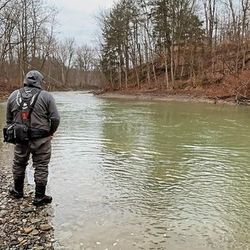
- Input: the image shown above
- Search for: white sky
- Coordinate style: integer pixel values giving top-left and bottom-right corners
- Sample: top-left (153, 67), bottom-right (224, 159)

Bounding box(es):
top-left (51, 0), bottom-right (116, 46)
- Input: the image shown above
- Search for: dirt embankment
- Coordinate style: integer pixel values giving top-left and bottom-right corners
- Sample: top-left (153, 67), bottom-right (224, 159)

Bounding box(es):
top-left (95, 70), bottom-right (250, 106)
top-left (98, 90), bottom-right (236, 105)
top-left (99, 91), bottom-right (233, 105)
top-left (95, 86), bottom-right (234, 105)
top-left (2, 69), bottom-right (250, 106)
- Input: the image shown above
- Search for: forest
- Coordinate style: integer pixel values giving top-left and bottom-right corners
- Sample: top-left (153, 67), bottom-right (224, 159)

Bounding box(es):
top-left (1, 0), bottom-right (250, 100)
top-left (0, 0), bottom-right (102, 92)
top-left (99, 0), bottom-right (250, 100)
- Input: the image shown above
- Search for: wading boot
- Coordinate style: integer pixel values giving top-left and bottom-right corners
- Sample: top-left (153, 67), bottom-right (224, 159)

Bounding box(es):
top-left (9, 177), bottom-right (24, 199)
top-left (33, 185), bottom-right (52, 207)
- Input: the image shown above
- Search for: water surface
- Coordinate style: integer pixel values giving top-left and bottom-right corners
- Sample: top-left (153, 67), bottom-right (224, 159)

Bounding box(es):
top-left (1, 92), bottom-right (250, 250)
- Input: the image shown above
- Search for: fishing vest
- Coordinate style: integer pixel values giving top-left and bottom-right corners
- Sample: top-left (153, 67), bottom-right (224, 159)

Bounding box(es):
top-left (3, 88), bottom-right (41, 144)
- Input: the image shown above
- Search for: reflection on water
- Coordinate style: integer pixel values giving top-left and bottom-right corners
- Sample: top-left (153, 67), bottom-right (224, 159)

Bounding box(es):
top-left (1, 92), bottom-right (250, 250)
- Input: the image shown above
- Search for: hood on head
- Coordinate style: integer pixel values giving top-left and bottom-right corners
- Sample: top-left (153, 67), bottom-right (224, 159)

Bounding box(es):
top-left (24, 70), bottom-right (44, 89)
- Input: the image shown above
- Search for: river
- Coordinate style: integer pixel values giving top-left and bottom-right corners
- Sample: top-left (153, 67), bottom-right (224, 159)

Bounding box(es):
top-left (0, 91), bottom-right (250, 250)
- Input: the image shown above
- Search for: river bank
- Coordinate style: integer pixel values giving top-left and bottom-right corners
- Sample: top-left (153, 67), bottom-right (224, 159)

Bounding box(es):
top-left (93, 74), bottom-right (250, 106)
top-left (1, 80), bottom-right (247, 105)
top-left (1, 89), bottom-right (247, 106)
top-left (0, 163), bottom-right (55, 249)
top-left (93, 81), bottom-right (250, 105)
top-left (0, 91), bottom-right (9, 101)
top-left (98, 91), bottom-right (237, 105)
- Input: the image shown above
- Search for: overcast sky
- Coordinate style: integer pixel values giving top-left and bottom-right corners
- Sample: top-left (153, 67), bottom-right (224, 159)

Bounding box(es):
top-left (51, 0), bottom-right (116, 46)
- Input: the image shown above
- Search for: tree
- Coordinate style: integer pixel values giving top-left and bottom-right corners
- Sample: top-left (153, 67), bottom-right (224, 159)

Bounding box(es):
top-left (54, 38), bottom-right (75, 86)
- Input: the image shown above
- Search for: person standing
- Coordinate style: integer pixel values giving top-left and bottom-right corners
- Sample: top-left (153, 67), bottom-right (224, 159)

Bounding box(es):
top-left (5, 70), bottom-right (60, 206)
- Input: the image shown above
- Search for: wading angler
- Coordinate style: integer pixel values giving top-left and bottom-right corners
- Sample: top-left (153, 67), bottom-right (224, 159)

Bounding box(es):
top-left (3, 70), bottom-right (60, 206)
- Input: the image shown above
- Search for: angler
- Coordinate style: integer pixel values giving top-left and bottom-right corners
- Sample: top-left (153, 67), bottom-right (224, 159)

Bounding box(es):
top-left (4, 70), bottom-right (60, 206)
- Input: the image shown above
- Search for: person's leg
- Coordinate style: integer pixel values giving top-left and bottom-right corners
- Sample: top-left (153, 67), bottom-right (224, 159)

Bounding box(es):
top-left (10, 143), bottom-right (30, 198)
top-left (31, 137), bottom-right (52, 206)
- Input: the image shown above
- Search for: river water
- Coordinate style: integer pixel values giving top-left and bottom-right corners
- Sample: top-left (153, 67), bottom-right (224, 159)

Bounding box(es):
top-left (0, 92), bottom-right (250, 250)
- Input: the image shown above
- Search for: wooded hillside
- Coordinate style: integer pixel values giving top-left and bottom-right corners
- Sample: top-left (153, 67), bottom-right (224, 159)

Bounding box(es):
top-left (2, 0), bottom-right (250, 100)
top-left (99, 0), bottom-right (250, 99)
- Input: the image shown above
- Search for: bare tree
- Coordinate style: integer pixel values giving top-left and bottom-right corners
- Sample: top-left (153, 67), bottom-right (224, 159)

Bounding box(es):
top-left (54, 38), bottom-right (75, 86)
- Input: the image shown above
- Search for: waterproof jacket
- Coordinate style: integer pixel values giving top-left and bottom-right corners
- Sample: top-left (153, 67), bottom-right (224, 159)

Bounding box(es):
top-left (6, 70), bottom-right (60, 135)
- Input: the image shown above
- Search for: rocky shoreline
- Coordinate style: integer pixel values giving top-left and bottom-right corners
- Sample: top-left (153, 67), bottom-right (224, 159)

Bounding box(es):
top-left (0, 166), bottom-right (55, 250)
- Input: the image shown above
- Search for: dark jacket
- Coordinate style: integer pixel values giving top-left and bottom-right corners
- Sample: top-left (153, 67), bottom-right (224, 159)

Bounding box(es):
top-left (6, 70), bottom-right (60, 135)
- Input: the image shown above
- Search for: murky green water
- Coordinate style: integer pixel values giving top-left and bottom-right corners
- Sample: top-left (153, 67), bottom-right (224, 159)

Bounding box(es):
top-left (1, 92), bottom-right (250, 250)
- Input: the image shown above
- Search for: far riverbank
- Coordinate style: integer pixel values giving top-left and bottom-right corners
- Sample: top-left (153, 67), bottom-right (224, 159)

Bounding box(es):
top-left (98, 91), bottom-right (238, 106)
top-left (1, 88), bottom-right (248, 106)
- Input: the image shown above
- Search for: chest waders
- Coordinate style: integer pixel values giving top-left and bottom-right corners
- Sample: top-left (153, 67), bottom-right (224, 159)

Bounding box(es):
top-left (9, 88), bottom-right (53, 206)
top-left (8, 88), bottom-right (41, 199)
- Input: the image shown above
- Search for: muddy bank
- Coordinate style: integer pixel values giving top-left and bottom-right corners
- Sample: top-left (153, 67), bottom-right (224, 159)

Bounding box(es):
top-left (98, 91), bottom-right (237, 105)
top-left (0, 92), bottom-right (9, 101)
top-left (0, 164), bottom-right (55, 249)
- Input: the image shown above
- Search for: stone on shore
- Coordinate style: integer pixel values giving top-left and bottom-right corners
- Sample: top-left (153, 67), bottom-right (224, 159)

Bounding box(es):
top-left (0, 165), bottom-right (55, 249)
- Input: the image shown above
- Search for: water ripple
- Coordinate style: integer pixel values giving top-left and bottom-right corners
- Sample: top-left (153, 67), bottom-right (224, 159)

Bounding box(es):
top-left (45, 92), bottom-right (250, 250)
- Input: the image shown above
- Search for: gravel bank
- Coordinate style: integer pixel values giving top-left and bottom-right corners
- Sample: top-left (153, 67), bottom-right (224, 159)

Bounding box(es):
top-left (0, 165), bottom-right (55, 250)
top-left (98, 92), bottom-right (236, 105)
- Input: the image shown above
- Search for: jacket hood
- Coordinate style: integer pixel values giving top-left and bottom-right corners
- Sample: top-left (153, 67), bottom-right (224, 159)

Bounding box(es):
top-left (24, 70), bottom-right (44, 89)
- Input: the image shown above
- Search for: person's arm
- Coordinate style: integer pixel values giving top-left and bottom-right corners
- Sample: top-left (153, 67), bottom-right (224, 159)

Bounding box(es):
top-left (48, 94), bottom-right (60, 135)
